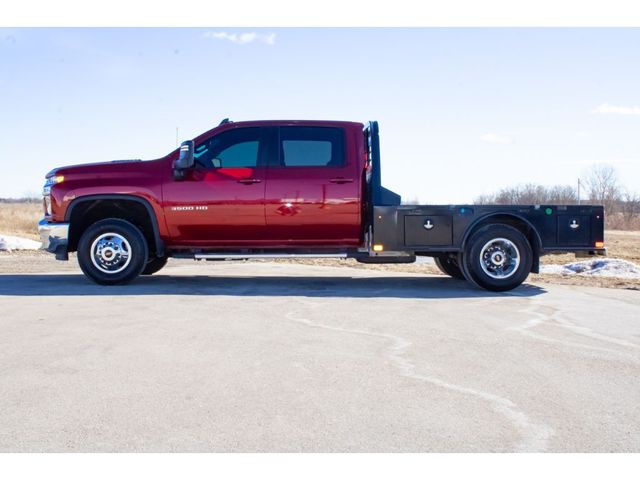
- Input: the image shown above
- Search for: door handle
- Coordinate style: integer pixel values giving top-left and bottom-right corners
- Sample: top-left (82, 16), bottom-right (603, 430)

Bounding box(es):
top-left (329, 177), bottom-right (354, 184)
top-left (237, 178), bottom-right (262, 184)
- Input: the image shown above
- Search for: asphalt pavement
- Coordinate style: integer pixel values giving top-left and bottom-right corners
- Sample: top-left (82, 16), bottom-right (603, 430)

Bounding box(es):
top-left (0, 260), bottom-right (638, 452)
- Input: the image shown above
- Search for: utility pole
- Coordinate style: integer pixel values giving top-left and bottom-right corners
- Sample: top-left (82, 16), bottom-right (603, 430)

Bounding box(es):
top-left (577, 178), bottom-right (581, 205)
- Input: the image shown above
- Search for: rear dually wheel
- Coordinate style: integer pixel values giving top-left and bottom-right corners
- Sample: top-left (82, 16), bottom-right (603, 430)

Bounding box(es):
top-left (460, 224), bottom-right (533, 292)
top-left (434, 254), bottom-right (466, 280)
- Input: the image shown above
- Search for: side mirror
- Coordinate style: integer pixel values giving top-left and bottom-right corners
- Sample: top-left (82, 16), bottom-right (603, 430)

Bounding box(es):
top-left (174, 140), bottom-right (194, 179)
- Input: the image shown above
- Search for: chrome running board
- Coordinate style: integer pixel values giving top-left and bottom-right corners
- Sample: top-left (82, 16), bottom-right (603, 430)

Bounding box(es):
top-left (194, 253), bottom-right (349, 260)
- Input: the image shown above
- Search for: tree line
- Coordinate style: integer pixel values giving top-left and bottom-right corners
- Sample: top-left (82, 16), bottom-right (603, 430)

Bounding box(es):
top-left (474, 164), bottom-right (640, 230)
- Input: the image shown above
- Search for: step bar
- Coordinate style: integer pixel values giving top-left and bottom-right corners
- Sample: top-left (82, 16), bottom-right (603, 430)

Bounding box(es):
top-left (194, 253), bottom-right (350, 260)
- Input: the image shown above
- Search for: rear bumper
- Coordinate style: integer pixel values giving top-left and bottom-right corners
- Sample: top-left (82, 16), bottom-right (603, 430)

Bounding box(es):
top-left (38, 219), bottom-right (70, 260)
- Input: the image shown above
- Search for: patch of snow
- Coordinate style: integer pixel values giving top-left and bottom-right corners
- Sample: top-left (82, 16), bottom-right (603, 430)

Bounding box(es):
top-left (415, 256), bottom-right (435, 264)
top-left (540, 258), bottom-right (640, 279)
top-left (0, 234), bottom-right (41, 252)
top-left (538, 264), bottom-right (566, 275)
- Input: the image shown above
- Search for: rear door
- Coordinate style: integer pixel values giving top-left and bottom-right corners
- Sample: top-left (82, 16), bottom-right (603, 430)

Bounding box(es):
top-left (163, 126), bottom-right (267, 246)
top-left (264, 125), bottom-right (361, 246)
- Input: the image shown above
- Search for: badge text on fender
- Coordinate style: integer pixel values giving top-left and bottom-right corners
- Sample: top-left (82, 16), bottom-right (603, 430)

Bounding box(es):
top-left (170, 205), bottom-right (208, 211)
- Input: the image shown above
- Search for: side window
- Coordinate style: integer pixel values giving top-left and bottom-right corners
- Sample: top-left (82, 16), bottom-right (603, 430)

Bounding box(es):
top-left (279, 127), bottom-right (345, 167)
top-left (194, 127), bottom-right (260, 168)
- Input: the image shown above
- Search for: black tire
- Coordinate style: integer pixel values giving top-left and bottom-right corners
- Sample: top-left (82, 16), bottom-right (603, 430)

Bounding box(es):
top-left (458, 251), bottom-right (480, 289)
top-left (77, 218), bottom-right (148, 285)
top-left (142, 256), bottom-right (168, 275)
top-left (434, 254), bottom-right (466, 280)
top-left (460, 224), bottom-right (533, 292)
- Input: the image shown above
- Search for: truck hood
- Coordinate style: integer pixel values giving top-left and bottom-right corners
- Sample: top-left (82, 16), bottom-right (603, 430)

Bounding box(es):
top-left (46, 157), bottom-right (168, 190)
top-left (46, 159), bottom-right (143, 178)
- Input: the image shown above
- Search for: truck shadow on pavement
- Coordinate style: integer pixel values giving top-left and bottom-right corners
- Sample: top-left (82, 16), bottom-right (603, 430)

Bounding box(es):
top-left (0, 274), bottom-right (545, 299)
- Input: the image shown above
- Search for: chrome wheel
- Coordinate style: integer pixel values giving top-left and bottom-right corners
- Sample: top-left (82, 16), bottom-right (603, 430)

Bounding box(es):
top-left (90, 232), bottom-right (132, 274)
top-left (479, 237), bottom-right (520, 280)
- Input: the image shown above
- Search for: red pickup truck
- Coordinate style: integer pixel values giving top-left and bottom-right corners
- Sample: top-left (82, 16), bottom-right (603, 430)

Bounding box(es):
top-left (39, 119), bottom-right (605, 291)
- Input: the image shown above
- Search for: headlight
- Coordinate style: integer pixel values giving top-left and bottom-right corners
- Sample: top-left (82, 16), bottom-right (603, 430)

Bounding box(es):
top-left (44, 175), bottom-right (64, 188)
top-left (43, 175), bottom-right (64, 195)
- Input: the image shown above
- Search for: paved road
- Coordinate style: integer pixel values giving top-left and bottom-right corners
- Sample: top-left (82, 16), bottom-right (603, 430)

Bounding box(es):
top-left (0, 261), bottom-right (639, 452)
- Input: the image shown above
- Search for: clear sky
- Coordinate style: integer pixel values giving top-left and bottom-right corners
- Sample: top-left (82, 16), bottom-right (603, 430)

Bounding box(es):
top-left (1, 28), bottom-right (639, 203)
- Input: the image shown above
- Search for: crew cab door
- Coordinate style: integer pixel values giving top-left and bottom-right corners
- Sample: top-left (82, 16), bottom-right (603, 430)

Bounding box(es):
top-left (264, 125), bottom-right (361, 246)
top-left (163, 126), bottom-right (267, 246)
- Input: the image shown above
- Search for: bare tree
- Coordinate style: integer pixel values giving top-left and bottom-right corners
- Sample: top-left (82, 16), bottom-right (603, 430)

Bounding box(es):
top-left (474, 193), bottom-right (496, 205)
top-left (474, 184), bottom-right (577, 205)
top-left (547, 185), bottom-right (578, 204)
top-left (621, 189), bottom-right (640, 224)
top-left (583, 164), bottom-right (620, 213)
top-left (472, 165), bottom-right (637, 229)
top-left (496, 184), bottom-right (545, 204)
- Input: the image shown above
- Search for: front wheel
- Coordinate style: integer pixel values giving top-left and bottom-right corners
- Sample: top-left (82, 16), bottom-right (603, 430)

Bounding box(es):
top-left (460, 224), bottom-right (533, 292)
top-left (77, 219), bottom-right (148, 285)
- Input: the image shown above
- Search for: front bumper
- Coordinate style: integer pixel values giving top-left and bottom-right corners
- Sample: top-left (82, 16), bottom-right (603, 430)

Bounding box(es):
top-left (38, 219), bottom-right (70, 260)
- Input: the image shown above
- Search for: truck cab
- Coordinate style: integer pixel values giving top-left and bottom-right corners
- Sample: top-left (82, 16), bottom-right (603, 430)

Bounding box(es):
top-left (163, 120), bottom-right (365, 248)
top-left (39, 119), bottom-right (606, 292)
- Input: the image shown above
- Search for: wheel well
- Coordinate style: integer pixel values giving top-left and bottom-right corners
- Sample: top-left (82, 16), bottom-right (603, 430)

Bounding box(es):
top-left (463, 214), bottom-right (541, 273)
top-left (67, 199), bottom-right (160, 255)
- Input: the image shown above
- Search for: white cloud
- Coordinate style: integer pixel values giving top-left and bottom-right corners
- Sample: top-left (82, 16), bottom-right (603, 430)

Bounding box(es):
top-left (481, 133), bottom-right (512, 144)
top-left (203, 31), bottom-right (276, 46)
top-left (592, 102), bottom-right (640, 115)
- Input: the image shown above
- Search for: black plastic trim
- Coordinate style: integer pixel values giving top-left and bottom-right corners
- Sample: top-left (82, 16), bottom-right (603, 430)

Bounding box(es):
top-left (65, 194), bottom-right (165, 256)
top-left (461, 212), bottom-right (543, 252)
top-left (53, 243), bottom-right (69, 261)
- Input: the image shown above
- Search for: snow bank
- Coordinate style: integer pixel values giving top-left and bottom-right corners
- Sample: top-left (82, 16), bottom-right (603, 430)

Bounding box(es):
top-left (0, 234), bottom-right (41, 251)
top-left (540, 258), bottom-right (640, 279)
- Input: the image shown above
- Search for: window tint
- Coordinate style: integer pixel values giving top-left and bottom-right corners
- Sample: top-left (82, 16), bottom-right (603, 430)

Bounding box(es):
top-left (279, 127), bottom-right (344, 167)
top-left (194, 127), bottom-right (260, 168)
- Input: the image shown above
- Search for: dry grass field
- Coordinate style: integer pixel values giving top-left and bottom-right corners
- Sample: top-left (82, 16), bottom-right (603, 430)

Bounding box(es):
top-left (0, 201), bottom-right (42, 240)
top-left (1, 201), bottom-right (639, 289)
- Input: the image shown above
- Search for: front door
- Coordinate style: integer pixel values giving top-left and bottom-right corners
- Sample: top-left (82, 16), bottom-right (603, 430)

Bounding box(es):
top-left (264, 125), bottom-right (361, 246)
top-left (163, 126), bottom-right (267, 246)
